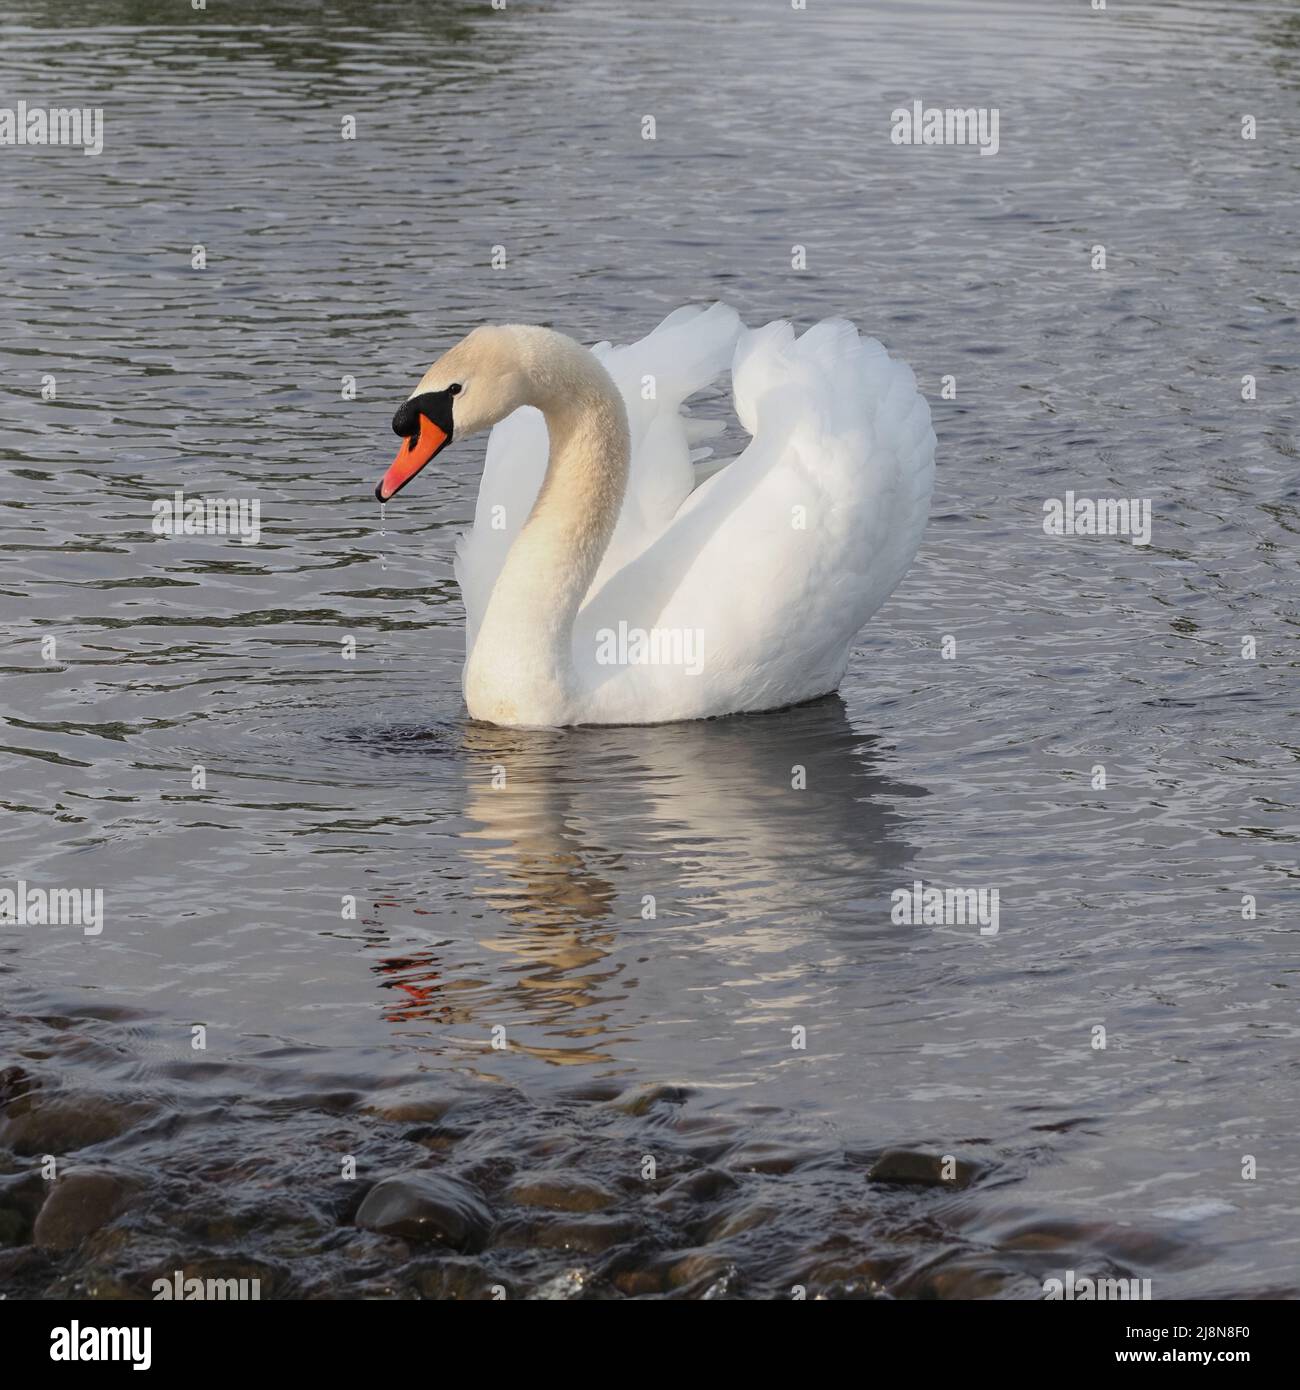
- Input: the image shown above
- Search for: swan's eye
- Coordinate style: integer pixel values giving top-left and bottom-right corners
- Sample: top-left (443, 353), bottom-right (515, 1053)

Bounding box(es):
top-left (448, 383), bottom-right (463, 397)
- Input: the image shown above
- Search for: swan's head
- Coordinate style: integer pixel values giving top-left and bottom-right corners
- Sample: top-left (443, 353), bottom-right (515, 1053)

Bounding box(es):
top-left (374, 325), bottom-right (544, 503)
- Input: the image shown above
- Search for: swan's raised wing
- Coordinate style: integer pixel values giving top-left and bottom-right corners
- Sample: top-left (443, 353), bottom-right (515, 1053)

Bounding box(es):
top-left (454, 303), bottom-right (742, 651)
top-left (576, 318), bottom-right (936, 719)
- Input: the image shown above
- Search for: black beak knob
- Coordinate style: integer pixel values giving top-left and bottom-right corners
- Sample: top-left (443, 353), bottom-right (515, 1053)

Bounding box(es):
top-left (392, 398), bottom-right (420, 438)
top-left (392, 389), bottom-right (455, 440)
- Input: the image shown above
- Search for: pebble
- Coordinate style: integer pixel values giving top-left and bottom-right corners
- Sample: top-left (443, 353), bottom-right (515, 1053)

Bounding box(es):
top-left (415, 1258), bottom-right (496, 1300)
top-left (613, 1268), bottom-right (665, 1297)
top-left (656, 1166), bottom-right (740, 1209)
top-left (724, 1143), bottom-right (808, 1176)
top-left (0, 1170), bottom-right (47, 1232)
top-left (504, 1173), bottom-right (618, 1213)
top-left (0, 1096), bottom-right (148, 1157)
top-left (32, 1171), bottom-right (134, 1251)
top-left (530, 1214), bottom-right (642, 1255)
top-left (609, 1083), bottom-right (693, 1117)
top-left (704, 1200), bottom-right (778, 1242)
top-left (0, 1066), bottom-right (39, 1108)
top-left (555, 1080), bottom-right (624, 1104)
top-left (0, 1208), bottom-right (27, 1246)
top-left (356, 1172), bottom-right (493, 1253)
top-left (906, 1257), bottom-right (1011, 1299)
top-left (365, 1091), bottom-right (458, 1125)
top-left (866, 1149), bottom-right (981, 1189)
top-left (667, 1251), bottom-right (738, 1294)
top-left (803, 1254), bottom-right (894, 1299)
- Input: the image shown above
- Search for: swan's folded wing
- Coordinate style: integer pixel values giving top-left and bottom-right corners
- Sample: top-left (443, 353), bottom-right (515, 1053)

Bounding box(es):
top-left (577, 318), bottom-right (936, 715)
top-left (591, 301), bottom-right (742, 579)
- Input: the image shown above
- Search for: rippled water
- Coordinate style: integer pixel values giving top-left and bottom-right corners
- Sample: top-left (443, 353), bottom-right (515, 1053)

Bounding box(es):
top-left (1, 0), bottom-right (1297, 1299)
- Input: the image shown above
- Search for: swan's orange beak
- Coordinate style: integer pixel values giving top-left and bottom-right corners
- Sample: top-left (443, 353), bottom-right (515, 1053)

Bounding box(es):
top-left (376, 388), bottom-right (457, 502)
top-left (376, 414), bottom-right (450, 502)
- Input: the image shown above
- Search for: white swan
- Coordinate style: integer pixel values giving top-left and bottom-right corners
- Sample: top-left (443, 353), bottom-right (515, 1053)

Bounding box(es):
top-left (376, 304), bottom-right (935, 728)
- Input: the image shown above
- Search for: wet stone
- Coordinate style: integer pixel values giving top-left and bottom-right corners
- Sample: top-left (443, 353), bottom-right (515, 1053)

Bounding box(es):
top-left (367, 1092), bottom-right (459, 1125)
top-left (356, 1171), bottom-right (493, 1253)
top-left (0, 1096), bottom-right (149, 1157)
top-left (415, 1257), bottom-right (496, 1300)
top-left (531, 1214), bottom-right (643, 1255)
top-left (667, 1250), bottom-right (739, 1294)
top-left (298, 1090), bottom-right (364, 1116)
top-left (0, 1066), bottom-right (40, 1109)
top-left (487, 1214), bottom-right (543, 1250)
top-left (0, 1208), bottom-right (28, 1246)
top-left (458, 1155), bottom-right (517, 1191)
top-left (680, 1140), bottom-right (732, 1167)
top-left (704, 1200), bottom-right (778, 1242)
top-left (336, 1231), bottom-right (412, 1266)
top-left (724, 1143), bottom-right (810, 1176)
top-left (505, 1173), bottom-right (619, 1213)
top-left (613, 1268), bottom-right (665, 1297)
top-left (663, 1167), bottom-right (740, 1205)
top-left (78, 1225), bottom-right (135, 1267)
top-left (902, 1256), bottom-right (1012, 1299)
top-left (866, 1149), bottom-right (981, 1189)
top-left (402, 1125), bottom-right (466, 1154)
top-left (556, 1080), bottom-right (625, 1104)
top-left (1091, 1222), bottom-right (1192, 1265)
top-left (0, 1170), bottom-right (47, 1230)
top-left (517, 1132), bottom-right (582, 1160)
top-left (32, 1171), bottom-right (135, 1251)
top-left (45, 1264), bottom-right (138, 1301)
top-left (999, 1219), bottom-right (1083, 1252)
top-left (803, 1254), bottom-right (894, 1300)
top-left (610, 1083), bottom-right (694, 1117)
top-left (0, 1245), bottom-right (52, 1286)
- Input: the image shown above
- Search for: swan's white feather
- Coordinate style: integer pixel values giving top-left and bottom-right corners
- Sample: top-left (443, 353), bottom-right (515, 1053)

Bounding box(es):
top-left (456, 306), bottom-right (935, 723)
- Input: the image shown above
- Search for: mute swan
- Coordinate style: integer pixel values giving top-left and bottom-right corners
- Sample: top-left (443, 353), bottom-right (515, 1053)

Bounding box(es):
top-left (375, 304), bottom-right (935, 728)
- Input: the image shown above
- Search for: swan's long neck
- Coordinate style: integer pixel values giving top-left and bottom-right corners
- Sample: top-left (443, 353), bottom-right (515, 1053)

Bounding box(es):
top-left (466, 361), bottom-right (630, 724)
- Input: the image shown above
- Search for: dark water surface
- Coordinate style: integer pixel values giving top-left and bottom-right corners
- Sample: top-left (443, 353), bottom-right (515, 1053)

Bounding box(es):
top-left (1, 0), bottom-right (1297, 1299)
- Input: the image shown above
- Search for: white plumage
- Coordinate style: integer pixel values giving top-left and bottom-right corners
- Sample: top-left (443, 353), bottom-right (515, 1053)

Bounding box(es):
top-left (388, 303), bottom-right (935, 727)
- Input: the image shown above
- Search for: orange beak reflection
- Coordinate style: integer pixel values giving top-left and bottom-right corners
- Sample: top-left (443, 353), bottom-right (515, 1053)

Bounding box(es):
top-left (376, 414), bottom-right (450, 502)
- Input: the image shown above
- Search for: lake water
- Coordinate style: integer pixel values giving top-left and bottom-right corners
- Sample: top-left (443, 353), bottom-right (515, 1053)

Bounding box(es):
top-left (1, 0), bottom-right (1297, 1299)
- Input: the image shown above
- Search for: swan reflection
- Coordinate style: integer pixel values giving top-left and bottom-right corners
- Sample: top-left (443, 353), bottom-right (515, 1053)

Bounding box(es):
top-left (460, 695), bottom-right (919, 931)
top-left (365, 697), bottom-right (922, 1062)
